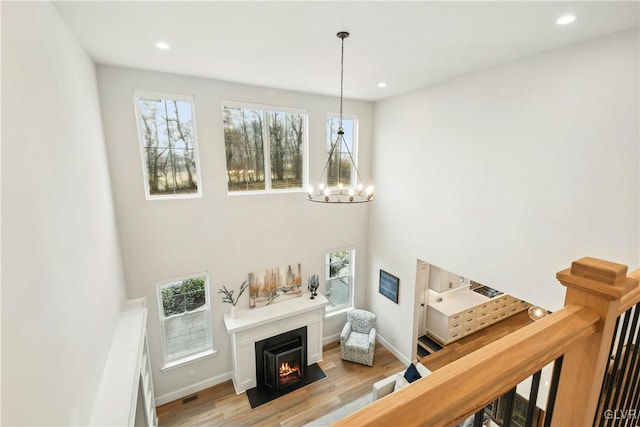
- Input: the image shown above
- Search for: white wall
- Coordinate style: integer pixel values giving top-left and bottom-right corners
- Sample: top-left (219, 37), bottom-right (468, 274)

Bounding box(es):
top-left (95, 65), bottom-right (373, 401)
top-left (368, 29), bottom-right (639, 361)
top-left (1, 3), bottom-right (127, 425)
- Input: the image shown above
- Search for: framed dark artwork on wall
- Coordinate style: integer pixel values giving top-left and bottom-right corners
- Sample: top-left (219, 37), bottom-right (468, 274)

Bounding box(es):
top-left (379, 269), bottom-right (399, 303)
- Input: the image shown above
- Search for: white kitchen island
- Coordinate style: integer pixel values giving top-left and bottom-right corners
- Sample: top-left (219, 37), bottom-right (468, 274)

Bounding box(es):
top-left (427, 287), bottom-right (530, 345)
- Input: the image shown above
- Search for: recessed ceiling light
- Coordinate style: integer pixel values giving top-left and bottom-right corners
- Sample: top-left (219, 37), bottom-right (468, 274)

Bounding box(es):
top-left (377, 82), bottom-right (387, 88)
top-left (556, 15), bottom-right (577, 25)
top-left (155, 41), bottom-right (171, 50)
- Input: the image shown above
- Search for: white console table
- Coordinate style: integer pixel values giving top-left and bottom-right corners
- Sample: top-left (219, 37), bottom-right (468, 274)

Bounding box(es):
top-left (223, 294), bottom-right (328, 394)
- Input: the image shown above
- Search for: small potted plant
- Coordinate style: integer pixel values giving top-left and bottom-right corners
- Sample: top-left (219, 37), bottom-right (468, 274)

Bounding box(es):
top-left (218, 280), bottom-right (248, 318)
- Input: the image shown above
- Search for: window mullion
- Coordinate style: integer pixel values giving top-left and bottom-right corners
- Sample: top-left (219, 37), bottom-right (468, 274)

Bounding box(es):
top-left (263, 110), bottom-right (272, 190)
top-left (163, 100), bottom-right (178, 193)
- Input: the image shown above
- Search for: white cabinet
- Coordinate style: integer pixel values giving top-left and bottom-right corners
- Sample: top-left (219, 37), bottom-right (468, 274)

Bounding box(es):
top-left (427, 294), bottom-right (530, 345)
top-left (91, 298), bottom-right (157, 427)
top-left (139, 335), bottom-right (157, 426)
top-left (426, 307), bottom-right (449, 343)
top-left (429, 266), bottom-right (463, 293)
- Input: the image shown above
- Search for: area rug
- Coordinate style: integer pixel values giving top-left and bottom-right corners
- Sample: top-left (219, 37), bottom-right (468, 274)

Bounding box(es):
top-left (303, 393), bottom-right (372, 426)
top-left (419, 335), bottom-right (443, 352)
top-left (246, 363), bottom-right (326, 409)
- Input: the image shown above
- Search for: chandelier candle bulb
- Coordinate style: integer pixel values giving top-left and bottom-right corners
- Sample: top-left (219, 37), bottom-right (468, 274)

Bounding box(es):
top-left (365, 185), bottom-right (374, 200)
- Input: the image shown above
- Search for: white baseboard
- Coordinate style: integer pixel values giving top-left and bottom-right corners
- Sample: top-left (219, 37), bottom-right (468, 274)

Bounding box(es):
top-left (154, 371), bottom-right (232, 406)
top-left (323, 332), bottom-right (340, 345)
top-left (376, 334), bottom-right (411, 366)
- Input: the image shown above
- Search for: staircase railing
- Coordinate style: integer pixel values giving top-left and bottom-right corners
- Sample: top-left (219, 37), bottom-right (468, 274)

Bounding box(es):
top-left (594, 268), bottom-right (640, 427)
top-left (334, 257), bottom-right (640, 427)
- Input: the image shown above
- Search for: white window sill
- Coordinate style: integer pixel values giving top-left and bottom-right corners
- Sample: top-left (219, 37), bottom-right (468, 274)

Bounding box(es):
top-left (324, 306), bottom-right (353, 319)
top-left (145, 192), bottom-right (203, 201)
top-left (161, 349), bottom-right (217, 372)
top-left (227, 188), bottom-right (306, 197)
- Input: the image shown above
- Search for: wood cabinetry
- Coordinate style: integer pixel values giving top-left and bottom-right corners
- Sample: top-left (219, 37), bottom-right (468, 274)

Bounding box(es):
top-left (428, 294), bottom-right (530, 345)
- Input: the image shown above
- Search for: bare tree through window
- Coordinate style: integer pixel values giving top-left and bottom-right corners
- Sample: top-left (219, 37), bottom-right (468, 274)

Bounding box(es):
top-left (223, 103), bottom-right (306, 192)
top-left (135, 94), bottom-right (201, 198)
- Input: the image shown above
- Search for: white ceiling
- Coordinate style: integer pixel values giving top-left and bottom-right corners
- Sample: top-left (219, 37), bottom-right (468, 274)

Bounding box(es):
top-left (53, 1), bottom-right (639, 101)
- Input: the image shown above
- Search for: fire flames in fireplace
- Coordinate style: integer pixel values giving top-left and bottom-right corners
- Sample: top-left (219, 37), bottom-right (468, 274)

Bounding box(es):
top-left (279, 362), bottom-right (302, 385)
top-left (257, 328), bottom-right (307, 391)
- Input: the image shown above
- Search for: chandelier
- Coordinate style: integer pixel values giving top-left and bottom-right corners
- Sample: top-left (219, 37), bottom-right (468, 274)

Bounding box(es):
top-left (307, 31), bottom-right (374, 203)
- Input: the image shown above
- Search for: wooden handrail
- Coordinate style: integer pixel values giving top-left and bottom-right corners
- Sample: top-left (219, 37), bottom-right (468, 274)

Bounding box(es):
top-left (334, 304), bottom-right (600, 427)
top-left (619, 268), bottom-right (640, 314)
top-left (335, 257), bottom-right (640, 427)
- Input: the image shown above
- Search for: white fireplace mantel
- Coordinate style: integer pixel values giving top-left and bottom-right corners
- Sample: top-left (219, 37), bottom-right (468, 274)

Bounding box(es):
top-left (223, 294), bottom-right (328, 394)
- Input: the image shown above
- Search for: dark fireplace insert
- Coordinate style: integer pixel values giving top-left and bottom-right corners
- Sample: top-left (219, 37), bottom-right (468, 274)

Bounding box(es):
top-left (264, 338), bottom-right (304, 390)
top-left (255, 326), bottom-right (307, 391)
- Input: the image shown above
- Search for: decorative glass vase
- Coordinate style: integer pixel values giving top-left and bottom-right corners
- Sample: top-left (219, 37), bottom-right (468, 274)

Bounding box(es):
top-left (231, 306), bottom-right (237, 319)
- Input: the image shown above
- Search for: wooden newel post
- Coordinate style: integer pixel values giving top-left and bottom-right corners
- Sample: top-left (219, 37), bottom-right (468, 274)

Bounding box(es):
top-left (552, 257), bottom-right (638, 426)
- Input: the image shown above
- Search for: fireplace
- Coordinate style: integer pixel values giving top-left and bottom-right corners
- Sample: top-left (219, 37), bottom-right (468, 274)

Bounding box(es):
top-left (255, 326), bottom-right (307, 391)
top-left (264, 338), bottom-right (304, 390)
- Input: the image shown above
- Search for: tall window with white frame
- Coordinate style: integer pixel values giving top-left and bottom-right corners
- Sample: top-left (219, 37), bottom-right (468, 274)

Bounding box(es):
top-left (222, 102), bottom-right (307, 193)
top-left (156, 273), bottom-right (214, 368)
top-left (134, 91), bottom-right (202, 199)
top-left (325, 248), bottom-right (355, 312)
top-left (326, 114), bottom-right (358, 188)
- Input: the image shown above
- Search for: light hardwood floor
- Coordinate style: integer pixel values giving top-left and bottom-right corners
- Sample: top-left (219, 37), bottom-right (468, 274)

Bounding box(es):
top-left (157, 341), bottom-right (405, 426)
top-left (419, 309), bottom-right (533, 371)
top-left (157, 311), bottom-right (533, 426)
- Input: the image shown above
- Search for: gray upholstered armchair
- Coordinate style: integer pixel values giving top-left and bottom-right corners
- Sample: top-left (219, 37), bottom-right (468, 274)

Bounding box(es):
top-left (340, 309), bottom-right (376, 366)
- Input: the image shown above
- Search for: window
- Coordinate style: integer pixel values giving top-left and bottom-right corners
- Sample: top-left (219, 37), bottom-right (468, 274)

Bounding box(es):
top-left (326, 115), bottom-right (358, 188)
top-left (222, 102), bottom-right (307, 193)
top-left (325, 248), bottom-right (355, 312)
top-left (134, 92), bottom-right (202, 199)
top-left (156, 273), bottom-right (213, 368)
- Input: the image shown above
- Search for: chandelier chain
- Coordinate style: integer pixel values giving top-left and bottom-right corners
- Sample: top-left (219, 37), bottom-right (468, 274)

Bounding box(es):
top-left (339, 35), bottom-right (344, 129)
